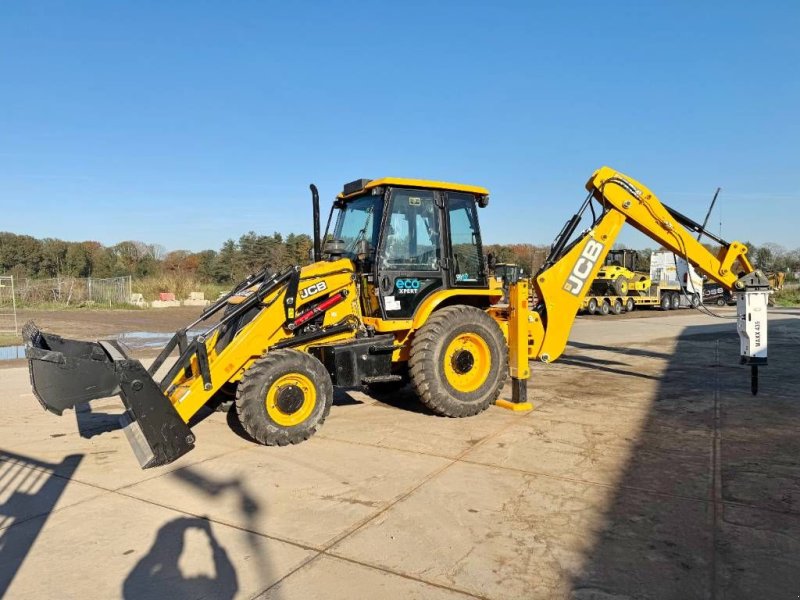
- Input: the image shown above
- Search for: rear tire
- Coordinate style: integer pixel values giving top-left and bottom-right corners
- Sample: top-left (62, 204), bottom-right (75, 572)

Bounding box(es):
top-left (670, 293), bottom-right (681, 309)
top-left (716, 297), bottom-right (726, 306)
top-left (409, 305), bottom-right (507, 418)
top-left (660, 294), bottom-right (671, 310)
top-left (690, 293), bottom-right (700, 308)
top-left (587, 298), bottom-right (598, 315)
top-left (600, 300), bottom-right (611, 315)
top-left (236, 349), bottom-right (333, 445)
top-left (625, 298), bottom-right (635, 312)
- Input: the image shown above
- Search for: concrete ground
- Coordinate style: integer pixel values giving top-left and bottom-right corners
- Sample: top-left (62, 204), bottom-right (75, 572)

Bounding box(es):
top-left (1, 309), bottom-right (798, 599)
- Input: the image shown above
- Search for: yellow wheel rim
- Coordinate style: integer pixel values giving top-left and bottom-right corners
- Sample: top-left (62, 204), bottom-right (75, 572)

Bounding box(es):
top-left (265, 373), bottom-right (317, 427)
top-left (443, 332), bottom-right (491, 393)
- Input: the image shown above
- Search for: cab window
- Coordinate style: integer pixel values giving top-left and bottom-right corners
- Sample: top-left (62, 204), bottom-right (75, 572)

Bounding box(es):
top-left (447, 192), bottom-right (484, 285)
top-left (379, 189), bottom-right (440, 271)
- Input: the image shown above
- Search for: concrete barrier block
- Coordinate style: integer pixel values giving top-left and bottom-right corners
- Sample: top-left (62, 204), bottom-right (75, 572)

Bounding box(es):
top-left (183, 291), bottom-right (210, 307)
top-left (128, 293), bottom-right (148, 308)
top-left (150, 300), bottom-right (181, 308)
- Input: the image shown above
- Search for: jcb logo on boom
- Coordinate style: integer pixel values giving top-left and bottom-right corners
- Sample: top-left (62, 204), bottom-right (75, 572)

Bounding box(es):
top-left (299, 281), bottom-right (327, 299)
top-left (563, 240), bottom-right (605, 296)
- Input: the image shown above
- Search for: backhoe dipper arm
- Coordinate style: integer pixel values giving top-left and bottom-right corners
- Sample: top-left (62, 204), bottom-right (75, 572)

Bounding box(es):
top-left (507, 166), bottom-right (768, 405)
top-left (585, 166), bottom-right (754, 288)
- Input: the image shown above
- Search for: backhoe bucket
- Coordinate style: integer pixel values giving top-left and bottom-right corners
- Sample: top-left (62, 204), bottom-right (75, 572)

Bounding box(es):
top-left (23, 322), bottom-right (195, 468)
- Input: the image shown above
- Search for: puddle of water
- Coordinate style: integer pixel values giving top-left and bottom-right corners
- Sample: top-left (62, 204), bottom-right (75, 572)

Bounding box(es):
top-left (114, 330), bottom-right (205, 350)
top-left (0, 329), bottom-right (207, 361)
top-left (0, 345), bottom-right (25, 361)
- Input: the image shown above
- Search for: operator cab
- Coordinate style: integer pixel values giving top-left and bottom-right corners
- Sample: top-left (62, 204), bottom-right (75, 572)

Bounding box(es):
top-left (605, 249), bottom-right (641, 271)
top-left (324, 178), bottom-right (491, 320)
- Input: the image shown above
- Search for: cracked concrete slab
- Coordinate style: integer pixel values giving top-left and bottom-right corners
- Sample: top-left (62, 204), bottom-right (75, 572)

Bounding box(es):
top-left (331, 461), bottom-right (711, 599)
top-left (3, 493), bottom-right (314, 599)
top-left (122, 436), bottom-right (450, 548)
top-left (257, 555), bottom-right (476, 599)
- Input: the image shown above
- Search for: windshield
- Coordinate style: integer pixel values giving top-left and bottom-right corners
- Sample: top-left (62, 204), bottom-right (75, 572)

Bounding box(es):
top-left (331, 195), bottom-right (383, 257)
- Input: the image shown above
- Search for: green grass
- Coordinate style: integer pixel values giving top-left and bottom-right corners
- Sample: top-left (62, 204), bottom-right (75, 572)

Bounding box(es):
top-left (0, 333), bottom-right (22, 347)
top-left (773, 289), bottom-right (800, 307)
top-left (15, 301), bottom-right (145, 310)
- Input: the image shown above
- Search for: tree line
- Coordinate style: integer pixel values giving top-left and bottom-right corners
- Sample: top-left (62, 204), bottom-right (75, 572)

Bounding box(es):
top-left (0, 231), bottom-right (314, 284)
top-left (1, 230), bottom-right (797, 284)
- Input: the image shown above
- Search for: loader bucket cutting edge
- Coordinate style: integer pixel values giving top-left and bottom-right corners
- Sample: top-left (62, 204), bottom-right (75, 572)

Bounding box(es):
top-left (23, 321), bottom-right (195, 469)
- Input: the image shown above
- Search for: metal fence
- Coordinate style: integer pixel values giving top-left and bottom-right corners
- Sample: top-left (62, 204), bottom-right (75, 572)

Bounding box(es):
top-left (14, 276), bottom-right (132, 307)
top-left (0, 276), bottom-right (17, 334)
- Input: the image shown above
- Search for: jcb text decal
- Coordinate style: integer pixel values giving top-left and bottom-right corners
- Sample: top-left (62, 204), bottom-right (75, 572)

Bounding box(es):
top-left (563, 240), bottom-right (604, 296)
top-left (299, 281), bottom-right (328, 299)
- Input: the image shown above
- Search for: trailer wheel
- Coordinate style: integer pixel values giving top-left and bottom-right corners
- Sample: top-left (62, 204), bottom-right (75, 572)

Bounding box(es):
top-left (625, 298), bottom-right (635, 312)
top-left (409, 305), bottom-right (507, 418)
top-left (600, 300), bottom-right (611, 315)
top-left (660, 294), bottom-right (671, 310)
top-left (612, 299), bottom-right (624, 315)
top-left (236, 349), bottom-right (333, 445)
top-left (587, 298), bottom-right (598, 314)
top-left (716, 297), bottom-right (726, 306)
top-left (670, 293), bottom-right (681, 309)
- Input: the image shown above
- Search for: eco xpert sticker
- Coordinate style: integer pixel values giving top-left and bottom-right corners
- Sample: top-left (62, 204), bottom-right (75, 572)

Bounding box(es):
top-left (395, 278), bottom-right (420, 294)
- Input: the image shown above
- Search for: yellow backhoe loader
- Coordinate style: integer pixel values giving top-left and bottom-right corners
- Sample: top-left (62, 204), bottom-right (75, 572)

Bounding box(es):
top-left (24, 167), bottom-right (770, 468)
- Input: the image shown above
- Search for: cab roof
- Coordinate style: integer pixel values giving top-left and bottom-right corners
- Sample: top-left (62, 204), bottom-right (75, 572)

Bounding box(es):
top-left (337, 177), bottom-right (489, 200)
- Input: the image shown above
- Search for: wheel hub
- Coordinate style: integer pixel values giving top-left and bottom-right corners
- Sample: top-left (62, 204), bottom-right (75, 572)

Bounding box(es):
top-left (443, 333), bottom-right (491, 393)
top-left (275, 385), bottom-right (305, 415)
top-left (452, 350), bottom-right (475, 374)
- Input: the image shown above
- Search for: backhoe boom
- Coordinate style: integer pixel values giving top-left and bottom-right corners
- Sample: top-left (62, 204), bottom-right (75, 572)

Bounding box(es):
top-left (507, 166), bottom-right (769, 404)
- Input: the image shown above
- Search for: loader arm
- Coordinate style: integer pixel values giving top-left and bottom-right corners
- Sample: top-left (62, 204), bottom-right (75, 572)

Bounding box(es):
top-left (506, 166), bottom-right (769, 404)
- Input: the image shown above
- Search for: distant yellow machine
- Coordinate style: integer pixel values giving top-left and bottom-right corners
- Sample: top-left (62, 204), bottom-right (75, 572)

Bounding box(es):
top-left (592, 249), bottom-right (652, 296)
top-left (24, 168), bottom-right (770, 468)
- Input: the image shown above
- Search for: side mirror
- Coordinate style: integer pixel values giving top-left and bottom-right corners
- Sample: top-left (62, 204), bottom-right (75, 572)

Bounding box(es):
top-left (477, 195), bottom-right (489, 208)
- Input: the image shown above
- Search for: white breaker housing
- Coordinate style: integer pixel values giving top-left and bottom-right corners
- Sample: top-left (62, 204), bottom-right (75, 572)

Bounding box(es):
top-left (736, 271), bottom-right (769, 365)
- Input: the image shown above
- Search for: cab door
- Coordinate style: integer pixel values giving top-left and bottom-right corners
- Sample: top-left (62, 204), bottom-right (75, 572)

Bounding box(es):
top-left (444, 192), bottom-right (487, 288)
top-left (375, 188), bottom-right (447, 320)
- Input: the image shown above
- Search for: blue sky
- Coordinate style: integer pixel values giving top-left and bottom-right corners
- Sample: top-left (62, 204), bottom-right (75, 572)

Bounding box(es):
top-left (1, 1), bottom-right (798, 252)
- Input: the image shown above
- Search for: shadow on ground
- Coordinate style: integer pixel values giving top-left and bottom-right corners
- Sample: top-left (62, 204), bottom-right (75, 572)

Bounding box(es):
top-left (0, 450), bottom-right (83, 597)
top-left (122, 465), bottom-right (275, 599)
top-left (568, 317), bottom-right (800, 599)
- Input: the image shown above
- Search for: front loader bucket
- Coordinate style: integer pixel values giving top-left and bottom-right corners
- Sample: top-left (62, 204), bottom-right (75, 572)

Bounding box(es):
top-left (23, 322), bottom-right (195, 468)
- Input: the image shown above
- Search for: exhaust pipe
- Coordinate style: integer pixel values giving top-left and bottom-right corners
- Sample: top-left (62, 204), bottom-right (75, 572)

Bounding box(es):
top-left (310, 183), bottom-right (321, 262)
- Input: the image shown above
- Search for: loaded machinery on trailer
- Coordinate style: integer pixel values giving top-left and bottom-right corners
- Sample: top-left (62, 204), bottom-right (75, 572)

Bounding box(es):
top-left (24, 167), bottom-right (770, 468)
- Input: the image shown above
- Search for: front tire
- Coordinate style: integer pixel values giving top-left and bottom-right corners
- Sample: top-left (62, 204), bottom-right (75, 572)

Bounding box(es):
top-left (409, 305), bottom-right (508, 418)
top-left (236, 349), bottom-right (333, 445)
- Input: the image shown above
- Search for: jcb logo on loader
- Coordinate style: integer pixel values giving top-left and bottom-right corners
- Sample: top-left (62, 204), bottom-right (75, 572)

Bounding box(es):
top-left (563, 240), bottom-right (604, 296)
top-left (299, 281), bottom-right (327, 299)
